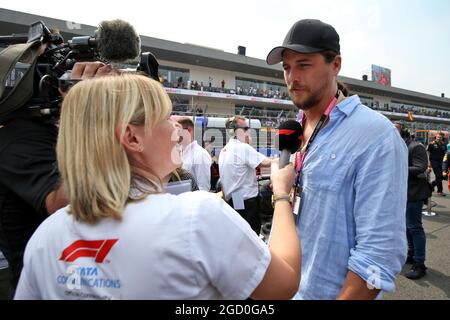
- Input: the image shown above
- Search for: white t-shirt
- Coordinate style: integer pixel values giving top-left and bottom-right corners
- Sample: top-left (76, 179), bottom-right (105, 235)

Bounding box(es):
top-left (218, 139), bottom-right (267, 201)
top-left (182, 141), bottom-right (212, 191)
top-left (14, 191), bottom-right (270, 300)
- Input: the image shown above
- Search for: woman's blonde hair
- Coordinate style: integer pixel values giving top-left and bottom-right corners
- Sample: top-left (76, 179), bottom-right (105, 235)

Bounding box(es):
top-left (57, 74), bottom-right (172, 224)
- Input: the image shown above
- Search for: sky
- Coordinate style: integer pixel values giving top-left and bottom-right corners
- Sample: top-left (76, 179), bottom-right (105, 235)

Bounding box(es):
top-left (1, 0), bottom-right (449, 97)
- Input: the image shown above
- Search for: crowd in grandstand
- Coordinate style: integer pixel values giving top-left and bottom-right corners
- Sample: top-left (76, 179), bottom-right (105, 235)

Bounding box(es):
top-left (367, 102), bottom-right (450, 119)
top-left (164, 76), bottom-right (450, 126)
top-left (172, 107), bottom-right (295, 128)
top-left (160, 76), bottom-right (290, 100)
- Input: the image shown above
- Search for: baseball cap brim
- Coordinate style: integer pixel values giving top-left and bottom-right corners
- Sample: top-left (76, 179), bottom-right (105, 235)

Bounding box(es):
top-left (266, 44), bottom-right (324, 65)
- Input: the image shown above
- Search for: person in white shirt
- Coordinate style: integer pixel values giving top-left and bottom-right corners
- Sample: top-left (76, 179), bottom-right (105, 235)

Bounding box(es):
top-left (218, 116), bottom-right (274, 234)
top-left (14, 74), bottom-right (300, 300)
top-left (177, 117), bottom-right (212, 191)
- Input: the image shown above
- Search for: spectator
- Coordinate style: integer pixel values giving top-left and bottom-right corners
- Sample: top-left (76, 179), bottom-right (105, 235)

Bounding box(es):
top-left (177, 117), bottom-right (212, 191)
top-left (395, 124), bottom-right (430, 280)
top-left (165, 168), bottom-right (199, 192)
top-left (195, 107), bottom-right (203, 116)
top-left (218, 116), bottom-right (275, 234)
top-left (441, 143), bottom-right (450, 191)
top-left (427, 133), bottom-right (446, 196)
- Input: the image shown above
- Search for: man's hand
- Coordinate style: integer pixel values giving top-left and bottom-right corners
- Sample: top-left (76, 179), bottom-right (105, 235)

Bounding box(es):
top-left (59, 62), bottom-right (119, 96)
top-left (260, 157), bottom-right (276, 168)
top-left (45, 184), bottom-right (67, 215)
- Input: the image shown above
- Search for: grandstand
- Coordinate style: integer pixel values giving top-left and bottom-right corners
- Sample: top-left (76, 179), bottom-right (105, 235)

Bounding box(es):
top-left (1, 7), bottom-right (450, 150)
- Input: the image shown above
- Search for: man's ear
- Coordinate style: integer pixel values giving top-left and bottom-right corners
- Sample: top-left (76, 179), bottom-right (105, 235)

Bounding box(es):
top-left (115, 124), bottom-right (144, 153)
top-left (333, 55), bottom-right (342, 76)
top-left (188, 127), bottom-right (195, 139)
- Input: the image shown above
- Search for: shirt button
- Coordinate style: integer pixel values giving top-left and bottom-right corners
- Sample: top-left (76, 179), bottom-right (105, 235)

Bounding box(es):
top-left (331, 154), bottom-right (336, 160)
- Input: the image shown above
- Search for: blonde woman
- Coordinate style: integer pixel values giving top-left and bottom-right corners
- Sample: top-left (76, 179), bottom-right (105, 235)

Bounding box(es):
top-left (15, 74), bottom-right (300, 300)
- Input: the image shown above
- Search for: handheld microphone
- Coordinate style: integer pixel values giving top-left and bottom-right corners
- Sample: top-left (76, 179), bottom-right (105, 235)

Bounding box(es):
top-left (276, 120), bottom-right (303, 169)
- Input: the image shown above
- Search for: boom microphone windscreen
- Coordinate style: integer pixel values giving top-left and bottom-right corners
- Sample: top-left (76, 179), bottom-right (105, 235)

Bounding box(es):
top-left (96, 19), bottom-right (141, 62)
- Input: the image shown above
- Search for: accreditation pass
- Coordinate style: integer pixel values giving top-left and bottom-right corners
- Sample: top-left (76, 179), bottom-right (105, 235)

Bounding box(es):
top-left (292, 187), bottom-right (301, 216)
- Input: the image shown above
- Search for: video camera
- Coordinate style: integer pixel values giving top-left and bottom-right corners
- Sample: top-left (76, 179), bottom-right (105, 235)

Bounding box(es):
top-left (0, 19), bottom-right (160, 122)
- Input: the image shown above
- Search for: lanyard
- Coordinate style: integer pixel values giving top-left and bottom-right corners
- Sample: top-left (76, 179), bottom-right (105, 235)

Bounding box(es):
top-left (291, 90), bottom-right (340, 220)
top-left (295, 90), bottom-right (340, 175)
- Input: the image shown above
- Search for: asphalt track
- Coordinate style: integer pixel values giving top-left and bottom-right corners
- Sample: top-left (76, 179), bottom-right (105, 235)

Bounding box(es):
top-left (384, 189), bottom-right (450, 300)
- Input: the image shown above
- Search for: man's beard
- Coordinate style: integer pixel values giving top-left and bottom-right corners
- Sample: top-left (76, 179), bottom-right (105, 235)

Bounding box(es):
top-left (289, 81), bottom-right (330, 111)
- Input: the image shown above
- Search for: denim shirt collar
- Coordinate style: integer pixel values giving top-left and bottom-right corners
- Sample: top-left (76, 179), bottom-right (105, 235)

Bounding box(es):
top-left (296, 94), bottom-right (362, 123)
top-left (333, 95), bottom-right (361, 118)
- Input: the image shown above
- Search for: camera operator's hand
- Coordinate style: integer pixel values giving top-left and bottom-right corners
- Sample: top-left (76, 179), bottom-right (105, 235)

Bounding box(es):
top-left (59, 62), bottom-right (119, 96)
top-left (270, 162), bottom-right (296, 196)
top-left (71, 61), bottom-right (119, 79)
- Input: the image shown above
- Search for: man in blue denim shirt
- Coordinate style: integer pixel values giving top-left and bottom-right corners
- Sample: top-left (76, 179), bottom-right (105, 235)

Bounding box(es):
top-left (266, 19), bottom-right (408, 299)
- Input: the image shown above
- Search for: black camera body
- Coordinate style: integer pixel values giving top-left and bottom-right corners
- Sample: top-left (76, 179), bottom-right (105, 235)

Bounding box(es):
top-left (0, 20), bottom-right (159, 122)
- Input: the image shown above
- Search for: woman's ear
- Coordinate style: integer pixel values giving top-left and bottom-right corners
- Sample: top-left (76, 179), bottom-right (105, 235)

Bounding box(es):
top-left (116, 124), bottom-right (144, 153)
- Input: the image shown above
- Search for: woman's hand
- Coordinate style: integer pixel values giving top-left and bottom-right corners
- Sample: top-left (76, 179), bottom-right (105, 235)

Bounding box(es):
top-left (270, 162), bottom-right (296, 195)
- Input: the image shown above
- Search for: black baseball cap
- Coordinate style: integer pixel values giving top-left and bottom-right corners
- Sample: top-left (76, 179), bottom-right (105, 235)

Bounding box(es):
top-left (266, 19), bottom-right (340, 65)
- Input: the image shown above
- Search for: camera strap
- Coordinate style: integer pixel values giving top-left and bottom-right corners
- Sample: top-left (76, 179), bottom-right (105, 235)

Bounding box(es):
top-left (0, 40), bottom-right (41, 117)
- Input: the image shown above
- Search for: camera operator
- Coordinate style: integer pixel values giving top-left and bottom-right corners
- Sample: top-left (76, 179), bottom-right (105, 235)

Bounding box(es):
top-left (0, 102), bottom-right (63, 296)
top-left (0, 61), bottom-right (115, 296)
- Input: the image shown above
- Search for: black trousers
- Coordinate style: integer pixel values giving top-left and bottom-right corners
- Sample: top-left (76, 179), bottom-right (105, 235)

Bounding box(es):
top-left (0, 241), bottom-right (22, 293)
top-left (0, 267), bottom-right (13, 300)
top-left (227, 196), bottom-right (261, 235)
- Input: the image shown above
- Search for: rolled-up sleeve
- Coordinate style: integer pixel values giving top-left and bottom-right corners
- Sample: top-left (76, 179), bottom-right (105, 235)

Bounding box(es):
top-left (349, 129), bottom-right (408, 292)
